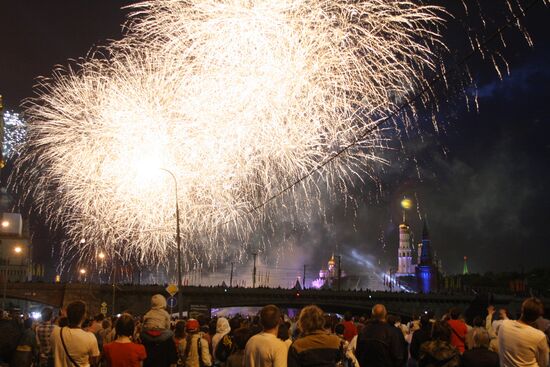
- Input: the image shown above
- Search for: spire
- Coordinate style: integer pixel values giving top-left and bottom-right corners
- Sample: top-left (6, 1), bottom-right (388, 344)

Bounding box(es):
top-left (422, 220), bottom-right (429, 240)
top-left (463, 256), bottom-right (469, 275)
top-left (419, 221), bottom-right (432, 266)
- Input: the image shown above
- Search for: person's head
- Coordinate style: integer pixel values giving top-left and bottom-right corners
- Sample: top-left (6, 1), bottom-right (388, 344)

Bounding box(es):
top-left (209, 318), bottom-right (217, 335)
top-left (233, 327), bottom-right (252, 350)
top-left (277, 322), bottom-right (290, 341)
top-left (521, 298), bottom-right (544, 324)
top-left (66, 301), bottom-right (87, 328)
top-left (115, 313), bottom-right (135, 338)
top-left (472, 328), bottom-right (491, 349)
top-left (150, 294), bottom-right (167, 310)
top-left (344, 311), bottom-right (353, 322)
top-left (229, 317), bottom-right (241, 332)
top-left (197, 314), bottom-right (207, 326)
top-left (449, 308), bottom-right (461, 320)
top-left (420, 314), bottom-right (431, 328)
top-left (186, 319), bottom-right (200, 334)
top-left (387, 314), bottom-right (398, 325)
top-left (101, 319), bottom-right (111, 330)
top-left (371, 304), bottom-right (387, 321)
top-left (41, 307), bottom-right (53, 322)
top-left (498, 308), bottom-right (510, 320)
top-left (58, 316), bottom-right (69, 327)
top-left (324, 315), bottom-right (333, 331)
top-left (216, 317), bottom-right (230, 334)
top-left (174, 320), bottom-right (187, 338)
top-left (298, 305), bottom-right (325, 335)
top-left (431, 321), bottom-right (451, 342)
top-left (334, 323), bottom-right (345, 336)
top-left (472, 316), bottom-right (484, 328)
top-left (260, 305), bottom-right (281, 331)
top-left (94, 313), bottom-right (105, 322)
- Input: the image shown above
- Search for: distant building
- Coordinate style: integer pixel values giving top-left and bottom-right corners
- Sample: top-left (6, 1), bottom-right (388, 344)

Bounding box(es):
top-left (0, 208), bottom-right (31, 282)
top-left (313, 254), bottom-right (338, 289)
top-left (311, 254), bottom-right (370, 290)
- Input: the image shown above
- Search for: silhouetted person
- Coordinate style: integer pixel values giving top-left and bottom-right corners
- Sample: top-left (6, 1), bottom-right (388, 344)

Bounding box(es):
top-left (356, 304), bottom-right (406, 367)
top-left (462, 328), bottom-right (499, 367)
top-left (50, 300), bottom-right (100, 367)
top-left (498, 298), bottom-right (548, 367)
top-left (288, 305), bottom-right (341, 367)
top-left (418, 321), bottom-right (460, 367)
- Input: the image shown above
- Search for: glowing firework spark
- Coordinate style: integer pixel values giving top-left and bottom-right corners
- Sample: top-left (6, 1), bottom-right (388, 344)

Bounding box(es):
top-left (15, 0), bottom-right (448, 267)
top-left (2, 110), bottom-right (26, 159)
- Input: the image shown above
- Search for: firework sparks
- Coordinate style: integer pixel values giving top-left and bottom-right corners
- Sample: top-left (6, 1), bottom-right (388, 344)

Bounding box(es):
top-left (2, 110), bottom-right (26, 159)
top-left (15, 0), bottom-right (448, 266)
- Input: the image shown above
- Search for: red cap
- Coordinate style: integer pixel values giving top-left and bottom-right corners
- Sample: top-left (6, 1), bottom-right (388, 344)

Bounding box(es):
top-left (186, 319), bottom-right (200, 332)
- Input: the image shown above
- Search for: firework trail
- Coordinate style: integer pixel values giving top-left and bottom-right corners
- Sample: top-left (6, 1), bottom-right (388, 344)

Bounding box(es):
top-left (16, 0), bottom-right (537, 270)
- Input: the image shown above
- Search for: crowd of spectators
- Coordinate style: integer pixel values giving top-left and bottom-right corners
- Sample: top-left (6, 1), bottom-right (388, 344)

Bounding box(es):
top-left (0, 294), bottom-right (549, 367)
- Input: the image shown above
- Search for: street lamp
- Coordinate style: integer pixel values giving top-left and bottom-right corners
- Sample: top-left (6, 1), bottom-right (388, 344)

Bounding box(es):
top-left (2, 245), bottom-right (23, 311)
top-left (160, 168), bottom-right (183, 318)
top-left (97, 251), bottom-right (106, 284)
top-left (79, 268), bottom-right (87, 283)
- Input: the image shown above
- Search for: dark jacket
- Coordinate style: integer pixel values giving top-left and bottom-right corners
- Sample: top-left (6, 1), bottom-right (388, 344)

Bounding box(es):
top-left (142, 334), bottom-right (178, 367)
top-left (410, 326), bottom-right (432, 361)
top-left (356, 320), bottom-right (406, 367)
top-left (461, 348), bottom-right (499, 367)
top-left (418, 340), bottom-right (460, 367)
top-left (288, 330), bottom-right (341, 367)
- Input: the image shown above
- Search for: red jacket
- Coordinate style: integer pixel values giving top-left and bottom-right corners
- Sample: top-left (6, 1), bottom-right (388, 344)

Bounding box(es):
top-left (341, 320), bottom-right (358, 342)
top-left (447, 319), bottom-right (468, 353)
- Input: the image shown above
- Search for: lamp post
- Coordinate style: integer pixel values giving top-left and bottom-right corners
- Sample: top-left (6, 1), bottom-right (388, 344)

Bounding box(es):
top-left (160, 168), bottom-right (183, 318)
top-left (2, 245), bottom-right (23, 311)
top-left (98, 251), bottom-right (106, 284)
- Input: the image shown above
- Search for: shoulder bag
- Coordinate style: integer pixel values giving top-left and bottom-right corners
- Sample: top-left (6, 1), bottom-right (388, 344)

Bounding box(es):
top-left (60, 327), bottom-right (80, 367)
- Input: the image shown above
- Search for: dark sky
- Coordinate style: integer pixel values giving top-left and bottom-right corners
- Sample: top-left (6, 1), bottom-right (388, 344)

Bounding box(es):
top-left (1, 1), bottom-right (549, 281)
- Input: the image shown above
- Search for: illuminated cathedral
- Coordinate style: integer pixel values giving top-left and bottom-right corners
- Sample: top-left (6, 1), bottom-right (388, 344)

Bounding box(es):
top-left (312, 254), bottom-right (341, 289)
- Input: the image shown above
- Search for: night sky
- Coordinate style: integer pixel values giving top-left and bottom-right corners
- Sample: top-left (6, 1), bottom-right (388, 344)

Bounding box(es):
top-left (1, 1), bottom-right (549, 283)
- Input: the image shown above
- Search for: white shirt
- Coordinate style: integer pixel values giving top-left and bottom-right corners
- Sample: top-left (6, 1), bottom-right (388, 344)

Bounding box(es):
top-left (51, 327), bottom-right (100, 367)
top-left (498, 320), bottom-right (549, 367)
top-left (245, 332), bottom-right (288, 367)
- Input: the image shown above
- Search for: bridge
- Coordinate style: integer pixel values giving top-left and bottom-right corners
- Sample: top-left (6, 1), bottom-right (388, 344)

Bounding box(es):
top-left (3, 282), bottom-right (526, 318)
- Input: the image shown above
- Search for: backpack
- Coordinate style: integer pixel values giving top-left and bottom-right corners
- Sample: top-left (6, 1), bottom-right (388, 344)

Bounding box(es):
top-left (178, 334), bottom-right (206, 367)
top-left (215, 334), bottom-right (234, 363)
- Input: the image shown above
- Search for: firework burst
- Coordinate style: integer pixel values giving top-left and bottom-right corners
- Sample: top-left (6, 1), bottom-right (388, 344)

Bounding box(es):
top-left (15, 0), bottom-right (448, 267)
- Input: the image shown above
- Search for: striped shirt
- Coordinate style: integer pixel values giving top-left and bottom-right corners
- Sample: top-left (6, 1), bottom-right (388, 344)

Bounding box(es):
top-left (36, 322), bottom-right (57, 358)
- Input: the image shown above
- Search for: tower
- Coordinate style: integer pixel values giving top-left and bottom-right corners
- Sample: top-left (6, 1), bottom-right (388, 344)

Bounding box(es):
top-left (397, 197), bottom-right (414, 276)
top-left (396, 223), bottom-right (414, 275)
top-left (463, 256), bottom-right (469, 275)
top-left (415, 221), bottom-right (438, 293)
